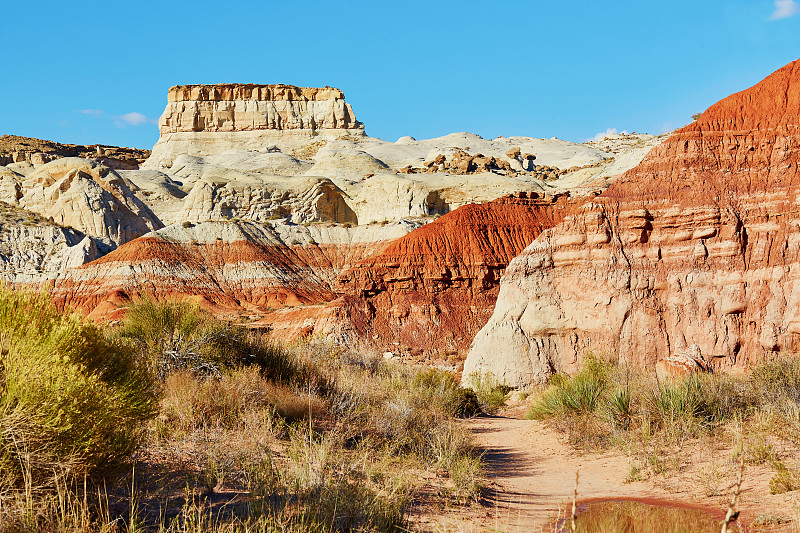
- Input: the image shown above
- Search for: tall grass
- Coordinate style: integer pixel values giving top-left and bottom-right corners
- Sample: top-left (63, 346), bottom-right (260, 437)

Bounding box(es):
top-left (527, 353), bottom-right (800, 484)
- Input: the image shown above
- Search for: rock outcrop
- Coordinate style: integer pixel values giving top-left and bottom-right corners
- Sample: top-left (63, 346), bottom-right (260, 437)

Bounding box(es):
top-left (144, 84), bottom-right (364, 170)
top-left (17, 158), bottom-right (163, 247)
top-left (0, 83), bottom-right (672, 344)
top-left (0, 202), bottom-right (101, 282)
top-left (263, 194), bottom-right (575, 354)
top-left (464, 58), bottom-right (800, 387)
top-left (0, 135), bottom-right (150, 169)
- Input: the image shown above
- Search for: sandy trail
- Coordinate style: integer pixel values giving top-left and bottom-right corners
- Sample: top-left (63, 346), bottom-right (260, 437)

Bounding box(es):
top-left (465, 414), bottom-right (660, 531)
top-left (430, 411), bottom-right (798, 533)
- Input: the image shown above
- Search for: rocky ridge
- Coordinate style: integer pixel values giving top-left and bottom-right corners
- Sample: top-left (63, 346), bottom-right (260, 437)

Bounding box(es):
top-left (1, 82), bottom-right (669, 358)
top-left (464, 58), bottom-right (800, 387)
top-left (0, 134), bottom-right (150, 169)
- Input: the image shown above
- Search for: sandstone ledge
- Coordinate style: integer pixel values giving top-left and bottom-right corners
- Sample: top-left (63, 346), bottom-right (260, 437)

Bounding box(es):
top-left (168, 84), bottom-right (346, 103)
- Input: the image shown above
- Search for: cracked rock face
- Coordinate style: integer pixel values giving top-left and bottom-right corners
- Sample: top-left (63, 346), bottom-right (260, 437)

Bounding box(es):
top-left (464, 59), bottom-right (800, 387)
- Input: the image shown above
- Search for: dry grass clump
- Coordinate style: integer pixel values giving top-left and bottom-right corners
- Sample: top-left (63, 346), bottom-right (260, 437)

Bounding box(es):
top-left (464, 371), bottom-right (508, 414)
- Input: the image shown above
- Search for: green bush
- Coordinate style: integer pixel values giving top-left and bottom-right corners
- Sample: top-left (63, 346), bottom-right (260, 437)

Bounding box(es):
top-left (120, 297), bottom-right (228, 378)
top-left (411, 368), bottom-right (480, 418)
top-left (120, 297), bottom-right (327, 392)
top-left (528, 357), bottom-right (611, 419)
top-left (0, 287), bottom-right (158, 485)
top-left (466, 372), bottom-right (508, 414)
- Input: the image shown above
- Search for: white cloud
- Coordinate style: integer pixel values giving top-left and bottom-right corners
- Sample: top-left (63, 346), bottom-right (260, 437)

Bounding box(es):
top-left (79, 109), bottom-right (156, 128)
top-left (588, 128), bottom-right (629, 142)
top-left (115, 112), bottom-right (150, 126)
top-left (770, 0), bottom-right (800, 20)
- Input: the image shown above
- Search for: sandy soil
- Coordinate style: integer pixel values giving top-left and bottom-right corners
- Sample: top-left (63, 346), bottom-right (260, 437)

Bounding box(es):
top-left (415, 405), bottom-right (799, 532)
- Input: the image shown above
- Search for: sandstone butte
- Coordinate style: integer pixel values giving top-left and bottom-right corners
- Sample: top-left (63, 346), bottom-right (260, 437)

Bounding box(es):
top-left (262, 194), bottom-right (577, 355)
top-left (6, 81), bottom-right (658, 356)
top-left (465, 58), bottom-right (800, 387)
top-left (145, 83), bottom-right (364, 170)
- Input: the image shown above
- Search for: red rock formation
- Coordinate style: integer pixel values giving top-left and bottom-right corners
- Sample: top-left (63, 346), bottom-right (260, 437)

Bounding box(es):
top-left (274, 194), bottom-right (576, 356)
top-left (465, 59), bottom-right (800, 386)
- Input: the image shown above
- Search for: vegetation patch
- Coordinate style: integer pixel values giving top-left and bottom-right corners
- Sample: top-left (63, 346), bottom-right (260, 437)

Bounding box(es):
top-left (0, 293), bottom-right (483, 531)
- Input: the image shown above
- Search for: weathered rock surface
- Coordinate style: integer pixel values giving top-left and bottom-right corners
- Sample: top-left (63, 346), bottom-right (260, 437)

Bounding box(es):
top-left (17, 158), bottom-right (163, 247)
top-left (1, 83), bottom-right (670, 344)
top-left (0, 202), bottom-right (102, 282)
top-left (465, 58), bottom-right (800, 387)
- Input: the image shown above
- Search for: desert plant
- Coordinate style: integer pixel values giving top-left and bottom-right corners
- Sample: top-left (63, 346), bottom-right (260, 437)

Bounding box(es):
top-left (466, 372), bottom-right (508, 414)
top-left (605, 387), bottom-right (634, 430)
top-left (120, 296), bottom-right (222, 377)
top-left (528, 367), bottom-right (608, 420)
top-left (410, 368), bottom-right (480, 418)
top-left (769, 460), bottom-right (800, 494)
top-left (0, 287), bottom-right (158, 485)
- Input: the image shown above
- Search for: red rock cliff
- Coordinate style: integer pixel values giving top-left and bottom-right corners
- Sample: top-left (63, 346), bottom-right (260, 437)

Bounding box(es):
top-left (318, 194), bottom-right (576, 357)
top-left (465, 59), bottom-right (800, 386)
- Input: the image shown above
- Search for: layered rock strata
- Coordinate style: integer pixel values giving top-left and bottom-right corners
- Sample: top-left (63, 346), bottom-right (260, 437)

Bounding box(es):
top-left (465, 59), bottom-right (800, 387)
top-left (50, 220), bottom-right (419, 320)
top-left (144, 84), bottom-right (364, 170)
top-left (264, 194), bottom-right (576, 354)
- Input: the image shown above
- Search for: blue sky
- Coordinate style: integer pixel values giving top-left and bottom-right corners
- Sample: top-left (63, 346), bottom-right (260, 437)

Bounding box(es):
top-left (2, 0), bottom-right (799, 149)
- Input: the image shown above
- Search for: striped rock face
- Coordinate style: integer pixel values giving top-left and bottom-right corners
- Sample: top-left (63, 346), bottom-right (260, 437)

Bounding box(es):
top-left (49, 220), bottom-right (417, 321)
top-left (465, 59), bottom-right (800, 387)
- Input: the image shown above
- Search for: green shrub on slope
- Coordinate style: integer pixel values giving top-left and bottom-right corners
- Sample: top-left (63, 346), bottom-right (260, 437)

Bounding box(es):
top-left (0, 287), bottom-right (158, 485)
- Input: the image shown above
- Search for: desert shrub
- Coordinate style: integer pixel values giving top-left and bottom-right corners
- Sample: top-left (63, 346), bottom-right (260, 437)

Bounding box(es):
top-left (121, 297), bottom-right (327, 392)
top-left (410, 368), bottom-right (480, 418)
top-left (466, 372), bottom-right (508, 414)
top-left (528, 357), bottom-right (611, 419)
top-left (695, 373), bottom-right (753, 424)
top-left (0, 287), bottom-right (157, 485)
top-left (605, 387), bottom-right (634, 430)
top-left (750, 356), bottom-right (800, 420)
top-left (647, 376), bottom-right (703, 425)
top-left (120, 297), bottom-right (226, 378)
top-left (160, 367), bottom-right (324, 433)
top-left (770, 460), bottom-right (800, 494)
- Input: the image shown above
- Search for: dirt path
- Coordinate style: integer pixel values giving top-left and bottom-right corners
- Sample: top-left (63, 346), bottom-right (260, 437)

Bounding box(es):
top-left (466, 414), bottom-right (659, 531)
top-left (419, 409), bottom-right (796, 532)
